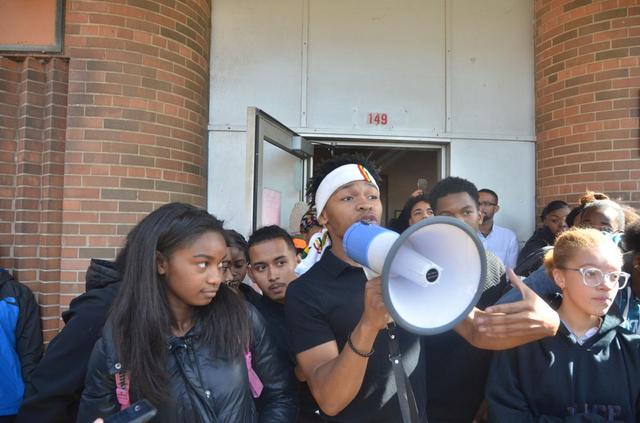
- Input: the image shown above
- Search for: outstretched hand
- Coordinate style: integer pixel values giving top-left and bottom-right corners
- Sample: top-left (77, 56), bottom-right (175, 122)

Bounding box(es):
top-left (475, 269), bottom-right (560, 339)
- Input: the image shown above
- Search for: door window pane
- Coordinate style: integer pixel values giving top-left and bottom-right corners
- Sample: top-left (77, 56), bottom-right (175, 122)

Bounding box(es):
top-left (260, 139), bottom-right (303, 228)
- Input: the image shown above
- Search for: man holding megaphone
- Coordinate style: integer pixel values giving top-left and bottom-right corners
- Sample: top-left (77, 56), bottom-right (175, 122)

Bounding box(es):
top-left (285, 155), bottom-right (560, 423)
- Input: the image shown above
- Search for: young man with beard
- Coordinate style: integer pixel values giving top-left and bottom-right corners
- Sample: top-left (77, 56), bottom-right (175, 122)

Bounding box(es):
top-left (478, 188), bottom-right (519, 270)
top-left (285, 157), bottom-right (562, 423)
top-left (247, 225), bottom-right (323, 422)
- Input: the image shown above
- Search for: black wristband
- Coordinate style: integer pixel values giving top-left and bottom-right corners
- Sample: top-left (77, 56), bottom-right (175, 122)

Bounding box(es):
top-left (347, 332), bottom-right (374, 357)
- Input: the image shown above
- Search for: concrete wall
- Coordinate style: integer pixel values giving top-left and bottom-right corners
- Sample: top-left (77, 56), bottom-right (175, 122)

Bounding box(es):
top-left (208, 0), bottom-right (536, 239)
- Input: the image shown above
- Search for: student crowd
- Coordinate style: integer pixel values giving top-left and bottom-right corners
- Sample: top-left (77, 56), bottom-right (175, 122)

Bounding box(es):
top-left (2, 154), bottom-right (639, 423)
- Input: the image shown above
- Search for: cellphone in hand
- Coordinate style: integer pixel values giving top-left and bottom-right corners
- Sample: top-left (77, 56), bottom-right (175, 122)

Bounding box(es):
top-left (416, 178), bottom-right (428, 193)
top-left (104, 399), bottom-right (157, 423)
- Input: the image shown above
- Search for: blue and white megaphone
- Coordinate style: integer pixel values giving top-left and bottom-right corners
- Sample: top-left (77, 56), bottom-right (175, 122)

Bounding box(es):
top-left (344, 216), bottom-right (486, 335)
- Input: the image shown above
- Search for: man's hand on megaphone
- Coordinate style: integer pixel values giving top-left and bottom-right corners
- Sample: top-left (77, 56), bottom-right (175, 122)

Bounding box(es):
top-left (476, 269), bottom-right (560, 340)
top-left (362, 277), bottom-right (391, 331)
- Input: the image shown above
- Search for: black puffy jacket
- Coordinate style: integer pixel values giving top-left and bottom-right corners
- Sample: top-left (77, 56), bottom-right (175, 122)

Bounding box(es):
top-left (77, 305), bottom-right (297, 423)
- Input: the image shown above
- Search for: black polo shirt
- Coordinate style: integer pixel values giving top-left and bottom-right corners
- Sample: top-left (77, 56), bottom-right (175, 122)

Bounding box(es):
top-left (285, 249), bottom-right (426, 423)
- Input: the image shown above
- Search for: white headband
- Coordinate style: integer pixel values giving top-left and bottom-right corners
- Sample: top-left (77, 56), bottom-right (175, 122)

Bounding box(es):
top-left (315, 164), bottom-right (379, 217)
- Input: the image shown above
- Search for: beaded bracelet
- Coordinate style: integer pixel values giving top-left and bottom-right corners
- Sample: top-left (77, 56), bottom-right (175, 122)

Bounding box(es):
top-left (347, 332), bottom-right (374, 357)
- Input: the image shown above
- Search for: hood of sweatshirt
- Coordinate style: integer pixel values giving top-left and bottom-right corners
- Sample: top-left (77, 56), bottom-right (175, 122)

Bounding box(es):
top-left (558, 311), bottom-right (624, 353)
top-left (85, 259), bottom-right (121, 291)
top-left (0, 268), bottom-right (12, 290)
top-left (532, 225), bottom-right (556, 246)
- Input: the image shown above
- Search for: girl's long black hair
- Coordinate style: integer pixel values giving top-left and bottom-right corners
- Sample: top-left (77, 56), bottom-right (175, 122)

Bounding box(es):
top-left (109, 202), bottom-right (251, 406)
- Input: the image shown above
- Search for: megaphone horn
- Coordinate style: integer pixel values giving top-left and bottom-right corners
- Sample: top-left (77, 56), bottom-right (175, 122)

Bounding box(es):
top-left (343, 222), bottom-right (443, 287)
top-left (343, 217), bottom-right (486, 335)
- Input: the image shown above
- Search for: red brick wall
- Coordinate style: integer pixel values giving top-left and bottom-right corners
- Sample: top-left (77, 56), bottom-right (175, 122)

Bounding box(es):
top-left (535, 0), bottom-right (640, 213)
top-left (1, 0), bottom-right (211, 341)
top-left (56, 0), bottom-right (211, 340)
top-left (0, 56), bottom-right (68, 336)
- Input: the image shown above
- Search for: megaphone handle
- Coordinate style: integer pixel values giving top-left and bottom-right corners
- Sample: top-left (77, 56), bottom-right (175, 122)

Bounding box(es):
top-left (387, 323), bottom-right (423, 423)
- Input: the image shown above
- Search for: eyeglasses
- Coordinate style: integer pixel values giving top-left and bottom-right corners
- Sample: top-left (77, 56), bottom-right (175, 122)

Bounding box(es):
top-left (559, 267), bottom-right (630, 290)
top-left (479, 201), bottom-right (497, 207)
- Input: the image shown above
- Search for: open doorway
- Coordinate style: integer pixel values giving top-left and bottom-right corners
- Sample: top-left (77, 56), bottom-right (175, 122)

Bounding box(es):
top-left (312, 144), bottom-right (441, 227)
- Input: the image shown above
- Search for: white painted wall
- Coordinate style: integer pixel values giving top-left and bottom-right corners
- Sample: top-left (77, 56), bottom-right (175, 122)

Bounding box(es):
top-left (450, 139), bottom-right (536, 245)
top-left (305, 0), bottom-right (446, 132)
top-left (210, 0), bottom-right (303, 128)
top-left (208, 0), bottom-right (536, 241)
top-left (207, 131), bottom-right (252, 236)
top-left (449, 0), bottom-right (535, 137)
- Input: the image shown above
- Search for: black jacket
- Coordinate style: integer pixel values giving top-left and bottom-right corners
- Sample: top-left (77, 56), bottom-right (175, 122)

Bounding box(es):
top-left (254, 295), bottom-right (324, 423)
top-left (424, 251), bottom-right (508, 423)
top-left (0, 268), bottom-right (42, 415)
top-left (17, 259), bottom-right (121, 423)
top-left (487, 313), bottom-right (640, 422)
top-left (77, 304), bottom-right (297, 423)
top-left (516, 226), bottom-right (556, 276)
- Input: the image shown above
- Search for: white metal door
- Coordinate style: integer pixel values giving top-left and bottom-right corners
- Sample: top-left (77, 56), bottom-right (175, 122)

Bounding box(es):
top-left (247, 107), bottom-right (313, 231)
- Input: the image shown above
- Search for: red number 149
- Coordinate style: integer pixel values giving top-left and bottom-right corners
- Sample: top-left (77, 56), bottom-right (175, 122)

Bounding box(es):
top-left (368, 113), bottom-right (388, 125)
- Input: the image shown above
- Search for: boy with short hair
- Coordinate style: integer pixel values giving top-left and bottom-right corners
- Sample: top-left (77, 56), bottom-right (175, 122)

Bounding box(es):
top-left (248, 225), bottom-right (300, 358)
top-left (425, 176), bottom-right (509, 422)
top-left (247, 225), bottom-right (322, 423)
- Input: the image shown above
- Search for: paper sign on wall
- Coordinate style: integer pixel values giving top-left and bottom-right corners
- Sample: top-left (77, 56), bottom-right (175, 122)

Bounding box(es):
top-left (262, 188), bottom-right (281, 226)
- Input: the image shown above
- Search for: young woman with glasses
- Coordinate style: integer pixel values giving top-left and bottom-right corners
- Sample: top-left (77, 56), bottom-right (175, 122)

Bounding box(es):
top-left (487, 227), bottom-right (640, 421)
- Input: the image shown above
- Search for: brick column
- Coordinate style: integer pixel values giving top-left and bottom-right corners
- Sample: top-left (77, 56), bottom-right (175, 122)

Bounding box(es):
top-left (535, 0), bottom-right (640, 212)
top-left (1, 0), bottom-right (212, 341)
top-left (0, 57), bottom-right (68, 337)
top-left (57, 0), bottom-right (211, 336)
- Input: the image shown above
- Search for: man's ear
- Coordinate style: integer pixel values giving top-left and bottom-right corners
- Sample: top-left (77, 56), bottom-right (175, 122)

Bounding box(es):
top-left (317, 209), bottom-right (328, 226)
top-left (495, 204), bottom-right (501, 214)
top-left (156, 251), bottom-right (168, 276)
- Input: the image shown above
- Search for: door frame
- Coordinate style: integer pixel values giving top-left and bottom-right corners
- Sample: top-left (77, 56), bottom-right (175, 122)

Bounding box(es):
top-left (246, 107), bottom-right (313, 231)
top-left (307, 138), bottom-right (448, 225)
top-left (304, 137), bottom-right (449, 181)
